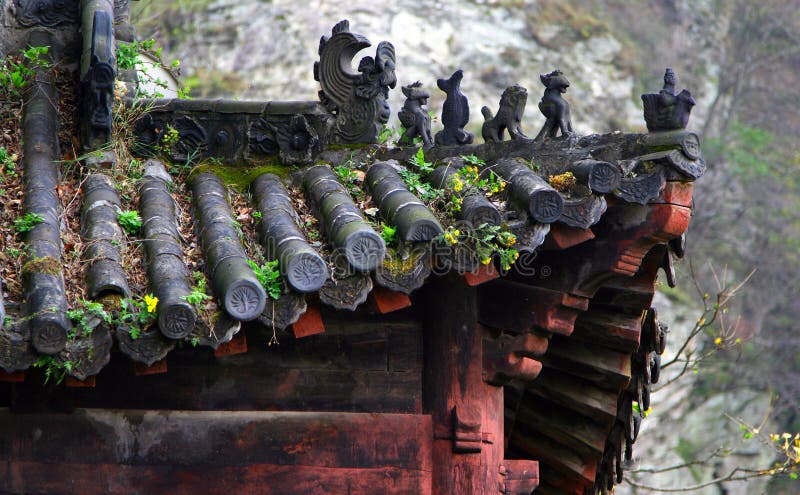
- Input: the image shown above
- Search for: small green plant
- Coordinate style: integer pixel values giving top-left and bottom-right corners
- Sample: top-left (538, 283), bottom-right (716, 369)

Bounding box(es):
top-left (378, 125), bottom-right (396, 145)
top-left (381, 223), bottom-right (397, 246)
top-left (67, 299), bottom-right (112, 338)
top-left (438, 223), bottom-right (519, 271)
top-left (160, 124), bottom-right (180, 151)
top-left (182, 274), bottom-right (211, 306)
top-left (32, 355), bottom-right (72, 385)
top-left (117, 210), bottom-right (143, 235)
top-left (119, 294), bottom-right (159, 339)
top-left (14, 212), bottom-right (44, 233)
top-left (252, 210), bottom-right (262, 220)
top-left (398, 168), bottom-right (441, 203)
top-left (409, 147), bottom-right (434, 174)
top-left (116, 39), bottom-right (185, 99)
top-left (248, 259), bottom-right (283, 299)
top-left (0, 146), bottom-right (17, 179)
top-left (334, 164), bottom-right (359, 185)
top-left (0, 45), bottom-right (50, 96)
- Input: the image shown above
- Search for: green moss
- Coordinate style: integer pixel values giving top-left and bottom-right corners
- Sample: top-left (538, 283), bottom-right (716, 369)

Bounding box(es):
top-left (22, 256), bottom-right (61, 276)
top-left (381, 247), bottom-right (426, 276)
top-left (188, 161), bottom-right (291, 190)
top-left (325, 143), bottom-right (372, 151)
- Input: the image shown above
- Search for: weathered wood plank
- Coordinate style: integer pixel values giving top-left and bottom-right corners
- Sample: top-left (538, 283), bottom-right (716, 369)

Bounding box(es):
top-left (0, 409), bottom-right (431, 467)
top-left (65, 365), bottom-right (421, 413)
top-left (0, 410), bottom-right (433, 495)
top-left (540, 335), bottom-right (631, 390)
top-left (0, 463), bottom-right (432, 495)
top-left (521, 370), bottom-right (619, 425)
top-left (514, 397), bottom-right (609, 457)
top-left (570, 309), bottom-right (642, 353)
top-left (508, 428), bottom-right (596, 488)
top-left (478, 280), bottom-right (587, 336)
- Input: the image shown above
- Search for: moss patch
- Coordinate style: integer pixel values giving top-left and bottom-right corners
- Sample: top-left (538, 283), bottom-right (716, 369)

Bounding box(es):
top-left (382, 247), bottom-right (426, 276)
top-left (22, 256), bottom-right (61, 276)
top-left (188, 162), bottom-right (292, 190)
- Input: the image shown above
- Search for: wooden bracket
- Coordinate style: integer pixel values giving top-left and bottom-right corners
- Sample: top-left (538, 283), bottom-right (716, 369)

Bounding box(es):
top-left (483, 334), bottom-right (546, 386)
top-left (611, 204), bottom-right (691, 277)
top-left (452, 405), bottom-right (482, 453)
top-left (478, 281), bottom-right (589, 336)
top-left (500, 460), bottom-right (540, 494)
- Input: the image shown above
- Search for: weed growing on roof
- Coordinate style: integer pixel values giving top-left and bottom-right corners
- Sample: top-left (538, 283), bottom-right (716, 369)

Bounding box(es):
top-left (0, 45), bottom-right (50, 96)
top-left (399, 168), bottom-right (441, 203)
top-left (334, 164), bottom-right (359, 185)
top-left (380, 223), bottom-right (398, 246)
top-left (409, 147), bottom-right (434, 174)
top-left (119, 294), bottom-right (158, 339)
top-left (116, 38), bottom-right (183, 98)
top-left (32, 355), bottom-right (72, 385)
top-left (117, 210), bottom-right (143, 235)
top-left (378, 125), bottom-right (398, 145)
top-left (0, 146), bottom-right (17, 180)
top-left (438, 224), bottom-right (518, 271)
top-left (67, 299), bottom-right (112, 338)
top-left (247, 259), bottom-right (283, 300)
top-left (401, 151), bottom-right (518, 272)
top-left (182, 275), bottom-right (211, 306)
top-left (13, 212), bottom-right (44, 233)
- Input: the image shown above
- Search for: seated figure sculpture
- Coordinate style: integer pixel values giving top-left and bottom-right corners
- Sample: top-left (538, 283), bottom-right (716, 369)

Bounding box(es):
top-left (641, 68), bottom-right (696, 131)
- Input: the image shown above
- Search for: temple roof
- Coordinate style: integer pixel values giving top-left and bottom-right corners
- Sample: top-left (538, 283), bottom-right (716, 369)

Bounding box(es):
top-left (0, 4), bottom-right (703, 494)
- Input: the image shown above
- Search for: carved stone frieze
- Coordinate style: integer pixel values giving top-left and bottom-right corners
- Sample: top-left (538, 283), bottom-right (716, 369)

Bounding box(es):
top-left (14, 0), bottom-right (80, 27)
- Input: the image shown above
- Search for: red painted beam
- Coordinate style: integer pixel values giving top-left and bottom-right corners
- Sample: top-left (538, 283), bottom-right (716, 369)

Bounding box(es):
top-left (214, 332), bottom-right (248, 357)
top-left (65, 376), bottom-right (96, 388)
top-left (0, 371), bottom-right (25, 382)
top-left (134, 359), bottom-right (168, 376)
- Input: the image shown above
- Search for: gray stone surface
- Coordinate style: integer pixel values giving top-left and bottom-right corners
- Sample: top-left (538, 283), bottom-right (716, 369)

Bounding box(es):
top-left (142, 159), bottom-right (173, 183)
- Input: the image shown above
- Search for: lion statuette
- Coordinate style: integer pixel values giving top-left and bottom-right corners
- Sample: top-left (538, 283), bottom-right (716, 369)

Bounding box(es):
top-left (481, 85), bottom-right (529, 143)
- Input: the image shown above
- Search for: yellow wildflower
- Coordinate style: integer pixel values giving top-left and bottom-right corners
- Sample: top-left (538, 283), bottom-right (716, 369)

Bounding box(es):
top-left (714, 337), bottom-right (722, 346)
top-left (452, 229), bottom-right (460, 237)
top-left (145, 294), bottom-right (159, 313)
top-left (453, 177), bottom-right (464, 192)
top-left (481, 257), bottom-right (491, 265)
top-left (505, 235), bottom-right (517, 247)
